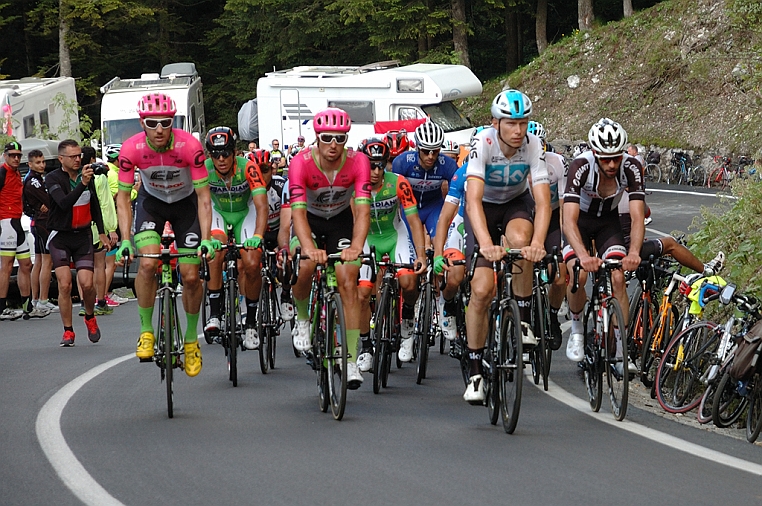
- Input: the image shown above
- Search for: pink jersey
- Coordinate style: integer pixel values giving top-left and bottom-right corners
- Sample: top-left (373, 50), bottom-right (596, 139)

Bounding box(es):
top-left (288, 147), bottom-right (371, 219)
top-left (118, 129), bottom-right (208, 204)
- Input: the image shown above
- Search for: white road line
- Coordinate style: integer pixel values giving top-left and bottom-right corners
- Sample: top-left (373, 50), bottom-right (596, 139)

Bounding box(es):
top-left (36, 354), bottom-right (132, 506)
top-left (539, 321), bottom-right (762, 476)
top-left (649, 188), bottom-right (738, 199)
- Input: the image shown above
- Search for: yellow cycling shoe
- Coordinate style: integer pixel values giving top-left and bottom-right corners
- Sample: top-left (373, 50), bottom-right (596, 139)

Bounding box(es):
top-left (136, 332), bottom-right (155, 359)
top-left (183, 340), bottom-right (202, 377)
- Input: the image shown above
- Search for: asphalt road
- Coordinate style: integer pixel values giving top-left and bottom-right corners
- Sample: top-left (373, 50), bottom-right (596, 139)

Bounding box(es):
top-left (2, 186), bottom-right (760, 506)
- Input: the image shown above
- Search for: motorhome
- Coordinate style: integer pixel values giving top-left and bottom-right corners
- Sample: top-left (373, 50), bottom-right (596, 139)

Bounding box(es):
top-left (0, 76), bottom-right (80, 141)
top-left (251, 61), bottom-right (482, 149)
top-left (99, 62), bottom-right (205, 151)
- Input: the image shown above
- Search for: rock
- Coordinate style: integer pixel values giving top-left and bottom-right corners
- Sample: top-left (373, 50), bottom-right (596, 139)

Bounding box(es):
top-left (567, 75), bottom-right (580, 89)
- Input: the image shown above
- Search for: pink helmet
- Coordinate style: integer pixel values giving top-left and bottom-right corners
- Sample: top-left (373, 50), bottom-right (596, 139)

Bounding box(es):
top-left (137, 93), bottom-right (177, 118)
top-left (313, 108), bottom-right (351, 134)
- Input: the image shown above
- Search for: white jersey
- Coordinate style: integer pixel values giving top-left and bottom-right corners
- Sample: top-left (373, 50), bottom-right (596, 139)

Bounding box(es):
top-left (545, 151), bottom-right (566, 211)
top-left (466, 128), bottom-right (549, 204)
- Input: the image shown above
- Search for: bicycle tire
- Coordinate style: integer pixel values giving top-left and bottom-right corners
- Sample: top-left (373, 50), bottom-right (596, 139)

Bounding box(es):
top-left (626, 292), bottom-right (647, 373)
top-left (201, 279), bottom-right (213, 345)
top-left (656, 321), bottom-right (718, 414)
top-left (697, 379), bottom-right (718, 424)
top-left (666, 165), bottom-right (681, 185)
top-left (163, 289), bottom-right (175, 418)
top-left (532, 284), bottom-right (549, 391)
top-left (691, 165), bottom-right (706, 186)
top-left (583, 303), bottom-right (603, 412)
top-left (227, 280), bottom-right (239, 385)
top-left (326, 293), bottom-right (348, 421)
top-left (499, 298), bottom-right (523, 434)
top-left (712, 369), bottom-right (747, 428)
top-left (372, 285), bottom-right (391, 394)
top-left (604, 298), bottom-right (628, 421)
top-left (269, 283), bottom-right (277, 369)
top-left (746, 374), bottom-right (762, 443)
top-left (416, 284), bottom-right (433, 385)
top-left (486, 311), bottom-right (500, 425)
top-left (644, 163), bottom-right (661, 184)
top-left (258, 278), bottom-right (271, 375)
top-left (640, 305), bottom-right (678, 388)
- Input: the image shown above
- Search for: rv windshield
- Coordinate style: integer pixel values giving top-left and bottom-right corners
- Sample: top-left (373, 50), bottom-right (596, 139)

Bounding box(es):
top-left (103, 116), bottom-right (186, 145)
top-left (421, 102), bottom-right (470, 133)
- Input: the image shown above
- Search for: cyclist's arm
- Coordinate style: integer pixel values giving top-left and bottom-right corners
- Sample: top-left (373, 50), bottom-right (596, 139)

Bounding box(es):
top-left (195, 184), bottom-right (212, 242)
top-left (396, 176), bottom-right (425, 261)
top-left (278, 206), bottom-right (291, 251)
top-left (245, 161), bottom-right (269, 238)
top-left (433, 202), bottom-right (458, 258)
top-left (626, 199), bottom-right (646, 267)
top-left (116, 189), bottom-right (133, 243)
top-left (530, 182), bottom-right (551, 249)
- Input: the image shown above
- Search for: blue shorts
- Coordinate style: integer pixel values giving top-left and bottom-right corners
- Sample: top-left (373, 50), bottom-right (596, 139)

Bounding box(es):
top-left (418, 201), bottom-right (444, 238)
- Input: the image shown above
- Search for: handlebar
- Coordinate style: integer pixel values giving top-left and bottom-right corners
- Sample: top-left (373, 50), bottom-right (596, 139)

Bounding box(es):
top-left (289, 246), bottom-right (377, 286)
top-left (571, 258), bottom-right (622, 294)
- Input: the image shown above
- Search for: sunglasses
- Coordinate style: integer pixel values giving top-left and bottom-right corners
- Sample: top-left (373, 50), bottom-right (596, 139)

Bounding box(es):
top-left (370, 163), bottom-right (385, 171)
top-left (318, 133), bottom-right (348, 144)
top-left (419, 148), bottom-right (440, 157)
top-left (60, 153), bottom-right (83, 159)
top-left (143, 118), bottom-right (173, 129)
top-left (597, 155), bottom-right (623, 164)
top-left (210, 150), bottom-right (232, 159)
top-left (5, 152), bottom-right (22, 159)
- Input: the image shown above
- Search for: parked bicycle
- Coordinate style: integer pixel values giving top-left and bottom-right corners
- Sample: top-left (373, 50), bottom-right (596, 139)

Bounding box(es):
top-left (707, 155), bottom-right (733, 190)
top-left (667, 151), bottom-right (704, 186)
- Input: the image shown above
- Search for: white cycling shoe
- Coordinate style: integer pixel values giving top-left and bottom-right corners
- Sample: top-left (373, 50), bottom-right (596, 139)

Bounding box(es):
top-left (463, 374), bottom-right (485, 404)
top-left (292, 320), bottom-right (311, 351)
top-left (566, 333), bottom-right (585, 362)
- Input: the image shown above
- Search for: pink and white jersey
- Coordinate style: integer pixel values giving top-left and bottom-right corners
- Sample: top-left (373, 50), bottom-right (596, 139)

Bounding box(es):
top-left (118, 129), bottom-right (208, 204)
top-left (288, 147), bottom-right (371, 219)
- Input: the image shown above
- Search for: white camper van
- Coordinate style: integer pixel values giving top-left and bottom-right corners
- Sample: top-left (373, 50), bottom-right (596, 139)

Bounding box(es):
top-left (99, 62), bottom-right (205, 151)
top-left (254, 61), bottom-right (482, 149)
top-left (0, 77), bottom-right (80, 141)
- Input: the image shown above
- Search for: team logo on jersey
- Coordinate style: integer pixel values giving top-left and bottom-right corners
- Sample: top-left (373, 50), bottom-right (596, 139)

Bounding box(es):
top-left (150, 169), bottom-right (182, 181)
top-left (485, 164), bottom-right (529, 186)
top-left (184, 232), bottom-right (199, 248)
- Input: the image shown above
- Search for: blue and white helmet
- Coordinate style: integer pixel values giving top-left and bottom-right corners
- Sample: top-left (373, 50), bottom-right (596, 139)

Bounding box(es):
top-left (527, 121), bottom-right (546, 140)
top-left (491, 89), bottom-right (532, 119)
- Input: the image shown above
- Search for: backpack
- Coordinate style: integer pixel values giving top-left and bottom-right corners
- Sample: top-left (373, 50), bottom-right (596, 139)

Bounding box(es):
top-left (729, 319), bottom-right (762, 381)
top-left (647, 150), bottom-right (661, 165)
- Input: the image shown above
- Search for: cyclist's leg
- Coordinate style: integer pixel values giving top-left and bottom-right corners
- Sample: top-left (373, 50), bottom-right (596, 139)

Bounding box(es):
top-left (237, 207), bottom-right (264, 336)
top-left (545, 208), bottom-right (564, 349)
top-left (562, 239), bottom-right (590, 361)
top-left (289, 226), bottom-right (317, 351)
top-left (205, 207), bottom-right (229, 332)
top-left (357, 240), bottom-right (376, 371)
top-left (441, 214), bottom-right (465, 302)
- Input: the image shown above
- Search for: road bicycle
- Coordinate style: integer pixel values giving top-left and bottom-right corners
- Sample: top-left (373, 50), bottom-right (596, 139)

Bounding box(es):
top-left (667, 152), bottom-right (704, 186)
top-left (291, 247), bottom-right (376, 420)
top-left (123, 233), bottom-right (202, 418)
top-left (442, 255), bottom-right (477, 387)
top-left (370, 257), bottom-right (415, 394)
top-left (644, 162), bottom-right (662, 184)
top-left (257, 249), bottom-right (290, 373)
top-left (414, 249), bottom-right (440, 385)
top-left (707, 155), bottom-right (733, 190)
top-left (529, 250), bottom-right (559, 391)
top-left (571, 259), bottom-right (629, 421)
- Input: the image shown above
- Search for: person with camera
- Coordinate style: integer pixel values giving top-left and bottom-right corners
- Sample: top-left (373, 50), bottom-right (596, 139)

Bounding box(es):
top-left (46, 139), bottom-right (108, 346)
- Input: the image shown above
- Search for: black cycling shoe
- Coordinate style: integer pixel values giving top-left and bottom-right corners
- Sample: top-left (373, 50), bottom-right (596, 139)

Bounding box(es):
top-left (550, 316), bottom-right (562, 351)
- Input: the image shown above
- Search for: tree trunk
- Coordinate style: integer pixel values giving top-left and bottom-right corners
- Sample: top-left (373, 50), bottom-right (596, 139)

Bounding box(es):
top-left (536, 0), bottom-right (548, 54)
top-left (451, 0), bottom-right (471, 67)
top-left (623, 0), bottom-right (634, 17)
top-left (59, 0), bottom-right (71, 77)
top-left (578, 0), bottom-right (594, 31)
top-left (505, 7), bottom-right (519, 72)
top-left (418, 34), bottom-right (427, 59)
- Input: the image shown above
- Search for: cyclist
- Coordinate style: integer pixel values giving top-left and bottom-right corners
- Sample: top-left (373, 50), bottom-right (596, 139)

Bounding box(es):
top-left (385, 130), bottom-right (410, 168)
top-left (441, 139), bottom-right (460, 164)
top-left (203, 127), bottom-right (269, 351)
top-left (527, 120), bottom-right (566, 350)
top-left (115, 93), bottom-right (213, 377)
top-left (562, 118), bottom-right (645, 363)
top-left (356, 138), bottom-right (426, 370)
top-left (433, 164), bottom-right (467, 341)
top-left (288, 107), bottom-right (371, 389)
top-left (462, 89), bottom-right (551, 403)
top-left (250, 148), bottom-right (293, 320)
top-left (392, 121), bottom-right (458, 240)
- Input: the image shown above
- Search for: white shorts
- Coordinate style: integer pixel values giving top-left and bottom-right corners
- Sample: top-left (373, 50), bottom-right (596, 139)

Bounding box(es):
top-left (0, 218), bottom-right (31, 259)
top-left (444, 214), bottom-right (465, 255)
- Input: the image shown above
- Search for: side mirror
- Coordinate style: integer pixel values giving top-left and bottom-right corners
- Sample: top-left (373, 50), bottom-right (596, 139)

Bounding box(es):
top-left (719, 283), bottom-right (736, 305)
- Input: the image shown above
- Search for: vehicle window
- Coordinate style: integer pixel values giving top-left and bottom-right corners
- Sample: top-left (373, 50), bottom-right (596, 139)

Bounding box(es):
top-left (398, 107), bottom-right (422, 121)
top-left (421, 102), bottom-right (471, 133)
top-left (23, 115), bottom-right (35, 138)
top-left (327, 101), bottom-right (374, 124)
top-left (190, 105), bottom-right (197, 131)
top-left (39, 109), bottom-right (50, 130)
top-left (102, 116), bottom-right (186, 145)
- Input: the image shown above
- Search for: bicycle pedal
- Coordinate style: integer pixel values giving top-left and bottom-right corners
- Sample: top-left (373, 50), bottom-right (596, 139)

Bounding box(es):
top-left (138, 357), bottom-right (153, 363)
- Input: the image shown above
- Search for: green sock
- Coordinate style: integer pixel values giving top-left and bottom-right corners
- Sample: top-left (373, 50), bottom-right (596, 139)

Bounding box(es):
top-left (346, 329), bottom-right (360, 364)
top-left (294, 296), bottom-right (309, 320)
top-left (185, 312), bottom-right (199, 343)
top-left (138, 305), bottom-right (154, 333)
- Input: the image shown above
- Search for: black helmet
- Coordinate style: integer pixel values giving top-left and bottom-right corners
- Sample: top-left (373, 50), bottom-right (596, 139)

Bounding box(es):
top-left (205, 126), bottom-right (236, 153)
top-left (360, 137), bottom-right (390, 164)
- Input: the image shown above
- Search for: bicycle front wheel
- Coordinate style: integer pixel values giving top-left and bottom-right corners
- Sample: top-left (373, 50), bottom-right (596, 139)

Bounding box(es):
top-left (372, 285), bottom-right (391, 394)
top-left (746, 374), bottom-right (762, 443)
top-left (486, 311), bottom-right (500, 425)
top-left (326, 293), bottom-right (348, 420)
top-left (258, 278), bottom-right (271, 374)
top-left (227, 281), bottom-right (239, 385)
top-left (583, 304), bottom-right (603, 412)
top-left (416, 284), bottom-right (433, 385)
top-left (604, 298), bottom-right (629, 421)
top-left (690, 165), bottom-right (706, 186)
top-left (712, 370), bottom-right (747, 428)
top-left (163, 289), bottom-right (175, 418)
top-left (499, 298), bottom-right (523, 434)
top-left (697, 380), bottom-right (718, 424)
top-left (644, 163), bottom-right (661, 183)
top-left (640, 305), bottom-right (678, 388)
top-left (531, 284), bottom-right (550, 391)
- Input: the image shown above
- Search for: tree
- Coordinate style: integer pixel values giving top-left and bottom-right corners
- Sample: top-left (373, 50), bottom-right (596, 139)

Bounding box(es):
top-left (578, 0), bottom-right (593, 30)
top-left (451, 0), bottom-right (470, 67)
top-left (505, 5), bottom-right (520, 72)
top-left (623, 0), bottom-right (633, 17)
top-left (59, 0), bottom-right (71, 77)
top-left (536, 0), bottom-right (548, 54)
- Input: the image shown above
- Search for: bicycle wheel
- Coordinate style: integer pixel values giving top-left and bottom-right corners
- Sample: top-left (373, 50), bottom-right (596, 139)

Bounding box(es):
top-left (258, 278), bottom-right (271, 375)
top-left (269, 282), bottom-right (277, 369)
top-left (644, 163), bottom-right (661, 183)
top-left (656, 321), bottom-right (718, 414)
top-left (640, 305), bottom-right (678, 388)
top-left (626, 293), bottom-right (647, 373)
top-left (604, 298), bottom-right (628, 420)
top-left (583, 304), bottom-right (603, 412)
top-left (666, 165), bottom-right (681, 185)
top-left (531, 284), bottom-right (549, 391)
top-left (372, 285), bottom-right (391, 394)
top-left (712, 370), bottom-right (747, 428)
top-left (326, 293), bottom-right (348, 420)
top-left (498, 298), bottom-right (523, 434)
top-left (201, 279), bottom-right (213, 345)
top-left (486, 311), bottom-right (500, 425)
top-left (163, 290), bottom-right (175, 418)
top-left (746, 374), bottom-right (762, 443)
top-left (691, 165), bottom-right (706, 186)
top-left (227, 280), bottom-right (239, 385)
top-left (416, 284), bottom-right (433, 385)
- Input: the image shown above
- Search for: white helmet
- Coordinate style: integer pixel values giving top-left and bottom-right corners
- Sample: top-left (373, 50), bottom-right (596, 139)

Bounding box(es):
top-left (415, 121), bottom-right (445, 150)
top-left (527, 121), bottom-right (546, 140)
top-left (491, 89), bottom-right (532, 119)
top-left (588, 118), bottom-right (628, 156)
top-left (441, 139), bottom-right (459, 154)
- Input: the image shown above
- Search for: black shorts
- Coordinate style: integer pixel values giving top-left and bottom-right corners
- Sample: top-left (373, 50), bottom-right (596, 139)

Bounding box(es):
top-left (293, 207), bottom-right (354, 254)
top-left (134, 192), bottom-right (201, 249)
top-left (640, 238), bottom-right (663, 260)
top-left (465, 190), bottom-right (535, 268)
top-left (48, 229), bottom-right (94, 271)
top-left (544, 207), bottom-right (562, 256)
top-left (264, 230), bottom-right (279, 251)
top-left (562, 212), bottom-right (626, 262)
top-left (32, 222), bottom-right (50, 255)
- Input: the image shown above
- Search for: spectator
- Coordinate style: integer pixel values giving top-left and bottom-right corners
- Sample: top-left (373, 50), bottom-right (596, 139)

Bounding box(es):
top-left (0, 141), bottom-right (35, 320)
top-left (23, 148), bottom-right (57, 314)
top-left (270, 139), bottom-right (287, 174)
top-left (248, 141), bottom-right (258, 153)
top-left (626, 143), bottom-right (645, 165)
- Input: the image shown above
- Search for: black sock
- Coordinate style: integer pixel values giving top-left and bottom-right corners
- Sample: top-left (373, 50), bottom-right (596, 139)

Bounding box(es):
top-left (208, 288), bottom-right (224, 317)
top-left (0, 298), bottom-right (6, 312)
top-left (443, 297), bottom-right (457, 315)
top-left (246, 298), bottom-right (258, 328)
top-left (280, 289), bottom-right (291, 303)
top-left (402, 302), bottom-right (415, 320)
top-left (360, 332), bottom-right (371, 350)
top-left (85, 313), bottom-right (95, 320)
top-left (64, 326), bottom-right (74, 332)
top-left (515, 295), bottom-right (532, 324)
top-left (22, 295), bottom-right (32, 313)
top-left (97, 299), bottom-right (107, 308)
top-left (467, 346), bottom-right (483, 377)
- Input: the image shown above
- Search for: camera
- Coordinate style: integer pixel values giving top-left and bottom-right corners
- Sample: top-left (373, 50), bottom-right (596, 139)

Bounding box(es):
top-left (90, 162), bottom-right (110, 176)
